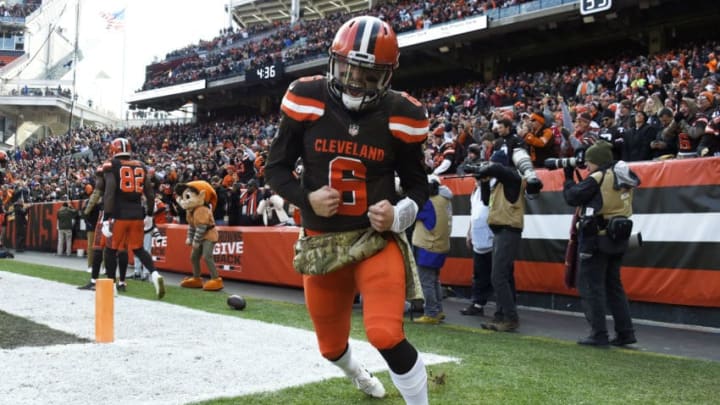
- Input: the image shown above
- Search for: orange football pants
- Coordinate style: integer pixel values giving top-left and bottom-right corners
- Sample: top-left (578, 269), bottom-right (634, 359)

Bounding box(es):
top-left (110, 219), bottom-right (144, 251)
top-left (303, 238), bottom-right (407, 360)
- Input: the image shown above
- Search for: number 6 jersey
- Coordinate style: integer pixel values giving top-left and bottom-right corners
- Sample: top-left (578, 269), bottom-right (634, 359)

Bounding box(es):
top-left (265, 76), bottom-right (430, 233)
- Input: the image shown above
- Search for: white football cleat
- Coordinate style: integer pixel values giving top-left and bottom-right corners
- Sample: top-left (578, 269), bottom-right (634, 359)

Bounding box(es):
top-left (352, 368), bottom-right (386, 398)
top-left (151, 271), bottom-right (165, 299)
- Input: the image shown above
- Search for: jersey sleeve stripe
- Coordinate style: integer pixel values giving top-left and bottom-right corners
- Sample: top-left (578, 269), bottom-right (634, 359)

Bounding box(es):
top-left (389, 116), bottom-right (429, 143)
top-left (281, 91), bottom-right (325, 122)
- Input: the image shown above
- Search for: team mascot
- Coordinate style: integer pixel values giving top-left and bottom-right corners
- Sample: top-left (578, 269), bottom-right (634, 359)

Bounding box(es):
top-left (175, 181), bottom-right (223, 291)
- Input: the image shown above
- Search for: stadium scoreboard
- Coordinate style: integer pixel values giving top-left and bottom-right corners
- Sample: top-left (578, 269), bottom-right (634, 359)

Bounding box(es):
top-left (580, 0), bottom-right (612, 15)
top-left (245, 62), bottom-right (284, 83)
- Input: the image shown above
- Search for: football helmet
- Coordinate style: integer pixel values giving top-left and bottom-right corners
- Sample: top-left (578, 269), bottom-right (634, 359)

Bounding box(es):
top-left (328, 16), bottom-right (399, 111)
top-left (110, 137), bottom-right (131, 158)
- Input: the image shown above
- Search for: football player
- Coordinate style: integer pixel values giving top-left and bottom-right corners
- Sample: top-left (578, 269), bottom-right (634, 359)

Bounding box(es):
top-left (266, 16), bottom-right (430, 404)
top-left (102, 138), bottom-right (165, 299)
top-left (77, 164), bottom-right (130, 291)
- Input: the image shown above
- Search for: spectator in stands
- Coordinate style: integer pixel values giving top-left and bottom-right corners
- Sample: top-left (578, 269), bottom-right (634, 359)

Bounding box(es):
top-left (587, 101), bottom-right (603, 126)
top-left (521, 112), bottom-right (556, 167)
top-left (457, 143), bottom-right (482, 176)
top-left (0, 150), bottom-right (8, 186)
top-left (211, 176), bottom-right (228, 226)
top-left (56, 201), bottom-right (76, 256)
top-left (551, 112), bottom-right (574, 158)
top-left (695, 91), bottom-right (718, 157)
top-left (256, 186), bottom-right (290, 226)
top-left (651, 108), bottom-right (678, 159)
top-left (598, 109), bottom-right (625, 161)
top-left (699, 96), bottom-right (720, 157)
top-left (644, 94), bottom-right (664, 129)
top-left (622, 111), bottom-right (657, 162)
top-left (431, 128), bottom-right (460, 176)
top-left (236, 179), bottom-right (262, 226)
top-left (235, 144), bottom-right (256, 184)
top-left (617, 99), bottom-right (634, 131)
top-left (673, 97), bottom-right (700, 158)
top-left (571, 112), bottom-right (597, 152)
top-left (576, 73), bottom-right (596, 100)
top-left (226, 182), bottom-right (242, 226)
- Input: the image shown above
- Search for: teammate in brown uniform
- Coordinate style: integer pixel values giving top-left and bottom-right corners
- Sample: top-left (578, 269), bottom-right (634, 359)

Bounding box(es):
top-left (77, 164), bottom-right (130, 291)
top-left (266, 16), bottom-right (430, 404)
top-left (102, 138), bottom-right (165, 299)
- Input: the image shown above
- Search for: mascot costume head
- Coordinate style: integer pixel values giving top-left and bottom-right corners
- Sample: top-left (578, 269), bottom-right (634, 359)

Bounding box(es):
top-left (175, 180), bottom-right (218, 213)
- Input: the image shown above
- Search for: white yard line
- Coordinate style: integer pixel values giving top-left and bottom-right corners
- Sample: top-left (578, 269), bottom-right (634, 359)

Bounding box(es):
top-left (0, 271), bottom-right (458, 405)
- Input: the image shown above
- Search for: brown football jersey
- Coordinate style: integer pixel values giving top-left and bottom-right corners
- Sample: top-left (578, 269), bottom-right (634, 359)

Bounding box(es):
top-left (266, 76), bottom-right (429, 232)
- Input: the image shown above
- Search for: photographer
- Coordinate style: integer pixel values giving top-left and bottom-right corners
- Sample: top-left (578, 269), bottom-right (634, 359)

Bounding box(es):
top-left (493, 118), bottom-right (543, 196)
top-left (472, 149), bottom-right (524, 332)
top-left (561, 141), bottom-right (640, 347)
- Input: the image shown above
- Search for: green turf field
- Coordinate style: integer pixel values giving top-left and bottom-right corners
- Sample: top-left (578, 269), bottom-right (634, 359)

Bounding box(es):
top-left (2, 262), bottom-right (719, 405)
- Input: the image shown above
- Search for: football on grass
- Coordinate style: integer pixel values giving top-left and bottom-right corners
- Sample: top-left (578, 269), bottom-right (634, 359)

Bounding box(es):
top-left (227, 295), bottom-right (246, 310)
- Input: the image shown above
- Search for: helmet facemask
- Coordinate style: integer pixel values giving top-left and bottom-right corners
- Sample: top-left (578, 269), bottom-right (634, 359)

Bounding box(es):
top-left (329, 51), bottom-right (394, 111)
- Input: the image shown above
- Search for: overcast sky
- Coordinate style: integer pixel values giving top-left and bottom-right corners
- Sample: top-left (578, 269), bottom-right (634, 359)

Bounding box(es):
top-left (64, 0), bottom-right (230, 117)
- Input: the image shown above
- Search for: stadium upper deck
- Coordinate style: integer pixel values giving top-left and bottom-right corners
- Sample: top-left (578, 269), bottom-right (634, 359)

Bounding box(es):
top-left (230, 0), bottom-right (370, 28)
top-left (129, 0), bottom-right (719, 115)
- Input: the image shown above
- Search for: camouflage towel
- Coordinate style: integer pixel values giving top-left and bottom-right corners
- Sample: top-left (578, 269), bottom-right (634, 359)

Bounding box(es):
top-left (293, 228), bottom-right (424, 302)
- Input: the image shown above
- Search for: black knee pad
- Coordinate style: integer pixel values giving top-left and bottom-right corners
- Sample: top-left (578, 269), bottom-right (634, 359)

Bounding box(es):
top-left (379, 339), bottom-right (418, 374)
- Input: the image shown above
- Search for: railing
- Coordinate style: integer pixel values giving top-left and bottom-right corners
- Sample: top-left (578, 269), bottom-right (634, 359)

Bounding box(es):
top-left (488, 0), bottom-right (575, 20)
top-left (0, 16), bottom-right (25, 25)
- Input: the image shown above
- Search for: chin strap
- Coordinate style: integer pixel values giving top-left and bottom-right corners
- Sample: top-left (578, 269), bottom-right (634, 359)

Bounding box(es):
top-left (390, 197), bottom-right (418, 234)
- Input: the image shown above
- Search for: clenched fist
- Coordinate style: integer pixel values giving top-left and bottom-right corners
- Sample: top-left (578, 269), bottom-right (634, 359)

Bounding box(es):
top-left (367, 200), bottom-right (395, 232)
top-left (308, 185), bottom-right (341, 217)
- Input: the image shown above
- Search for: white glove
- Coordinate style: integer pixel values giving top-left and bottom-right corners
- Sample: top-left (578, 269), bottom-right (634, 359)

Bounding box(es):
top-left (390, 197), bottom-right (419, 234)
top-left (143, 215), bottom-right (154, 232)
top-left (101, 220), bottom-right (113, 238)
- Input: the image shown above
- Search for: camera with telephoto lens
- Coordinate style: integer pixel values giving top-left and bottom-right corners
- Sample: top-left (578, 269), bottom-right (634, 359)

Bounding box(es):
top-left (462, 161), bottom-right (491, 177)
top-left (544, 148), bottom-right (586, 170)
top-left (544, 157), bottom-right (581, 170)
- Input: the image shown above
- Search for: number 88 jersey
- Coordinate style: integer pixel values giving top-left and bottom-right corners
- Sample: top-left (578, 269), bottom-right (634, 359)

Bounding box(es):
top-left (266, 76), bottom-right (430, 233)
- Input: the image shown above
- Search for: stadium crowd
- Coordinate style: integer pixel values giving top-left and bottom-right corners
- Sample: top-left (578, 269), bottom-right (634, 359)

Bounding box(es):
top-left (0, 0), bottom-right (40, 18)
top-left (2, 39), bottom-right (719, 227)
top-left (141, 0), bottom-right (525, 90)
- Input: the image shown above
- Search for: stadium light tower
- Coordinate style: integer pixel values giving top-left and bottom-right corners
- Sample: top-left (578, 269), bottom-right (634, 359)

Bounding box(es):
top-left (225, 1), bottom-right (234, 29)
top-left (291, 0), bottom-right (300, 26)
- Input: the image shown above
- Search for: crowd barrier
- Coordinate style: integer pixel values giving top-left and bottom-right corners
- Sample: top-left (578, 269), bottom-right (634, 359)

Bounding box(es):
top-left (5, 157), bottom-right (719, 309)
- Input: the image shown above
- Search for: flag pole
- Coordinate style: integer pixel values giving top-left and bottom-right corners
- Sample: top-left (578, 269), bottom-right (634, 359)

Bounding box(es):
top-left (65, 0), bottom-right (81, 200)
top-left (67, 0), bottom-right (81, 135)
top-left (120, 6), bottom-right (127, 123)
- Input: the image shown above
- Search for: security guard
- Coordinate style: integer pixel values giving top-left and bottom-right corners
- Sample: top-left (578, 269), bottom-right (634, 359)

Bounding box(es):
top-left (562, 141), bottom-right (640, 347)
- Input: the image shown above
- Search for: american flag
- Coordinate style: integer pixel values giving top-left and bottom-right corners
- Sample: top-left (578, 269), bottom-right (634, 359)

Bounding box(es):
top-left (100, 8), bottom-right (125, 30)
